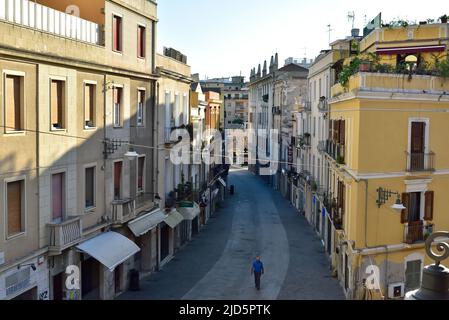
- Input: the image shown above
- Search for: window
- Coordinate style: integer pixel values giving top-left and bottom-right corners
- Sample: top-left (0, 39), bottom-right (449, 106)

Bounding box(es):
top-left (137, 90), bottom-right (145, 126)
top-left (50, 80), bottom-right (65, 130)
top-left (114, 161), bottom-right (123, 200)
top-left (137, 157), bottom-right (145, 193)
top-left (137, 25), bottom-right (145, 58)
top-left (85, 167), bottom-right (95, 209)
top-left (52, 173), bottom-right (65, 221)
top-left (113, 87), bottom-right (122, 127)
top-left (84, 83), bottom-right (95, 128)
top-left (112, 15), bottom-right (122, 52)
top-left (4, 74), bottom-right (24, 132)
top-left (6, 179), bottom-right (24, 237)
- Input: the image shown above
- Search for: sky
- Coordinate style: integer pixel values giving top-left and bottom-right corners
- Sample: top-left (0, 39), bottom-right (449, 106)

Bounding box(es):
top-left (157, 0), bottom-right (448, 80)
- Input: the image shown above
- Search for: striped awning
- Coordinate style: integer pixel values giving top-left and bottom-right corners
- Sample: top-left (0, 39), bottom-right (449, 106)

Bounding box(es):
top-left (376, 45), bottom-right (445, 55)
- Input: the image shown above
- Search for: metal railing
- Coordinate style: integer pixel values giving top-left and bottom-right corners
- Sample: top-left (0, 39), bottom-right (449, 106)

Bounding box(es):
top-left (0, 0), bottom-right (101, 45)
top-left (406, 151), bottom-right (435, 172)
top-left (302, 101), bottom-right (311, 112)
top-left (48, 217), bottom-right (82, 255)
top-left (404, 222), bottom-right (434, 244)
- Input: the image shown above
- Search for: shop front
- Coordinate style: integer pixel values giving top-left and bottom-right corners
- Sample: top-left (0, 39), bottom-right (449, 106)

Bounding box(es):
top-left (160, 209), bottom-right (184, 265)
top-left (76, 231), bottom-right (140, 300)
top-left (178, 202), bottom-right (201, 243)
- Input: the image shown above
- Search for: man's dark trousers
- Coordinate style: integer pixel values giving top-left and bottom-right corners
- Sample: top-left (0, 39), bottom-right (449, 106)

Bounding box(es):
top-left (254, 271), bottom-right (261, 290)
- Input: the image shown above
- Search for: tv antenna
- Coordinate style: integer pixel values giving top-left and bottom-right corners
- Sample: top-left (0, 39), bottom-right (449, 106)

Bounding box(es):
top-left (348, 11), bottom-right (355, 29)
top-left (327, 24), bottom-right (333, 45)
top-left (301, 47), bottom-right (307, 58)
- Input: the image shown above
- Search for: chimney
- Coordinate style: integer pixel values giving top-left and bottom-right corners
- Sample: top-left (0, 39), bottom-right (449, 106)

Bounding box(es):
top-left (257, 64), bottom-right (261, 78)
top-left (274, 53), bottom-right (279, 70)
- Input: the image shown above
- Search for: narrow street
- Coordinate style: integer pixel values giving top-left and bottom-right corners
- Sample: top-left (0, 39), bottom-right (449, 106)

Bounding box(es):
top-left (119, 168), bottom-right (344, 300)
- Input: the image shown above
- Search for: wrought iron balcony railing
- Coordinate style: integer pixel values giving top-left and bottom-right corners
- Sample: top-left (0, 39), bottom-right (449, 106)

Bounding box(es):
top-left (406, 151), bottom-right (435, 172)
top-left (404, 222), bottom-right (434, 244)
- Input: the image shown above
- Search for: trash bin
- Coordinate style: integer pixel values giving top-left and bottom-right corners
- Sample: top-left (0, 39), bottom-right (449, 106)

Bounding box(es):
top-left (129, 269), bottom-right (140, 291)
top-left (230, 185), bottom-right (235, 195)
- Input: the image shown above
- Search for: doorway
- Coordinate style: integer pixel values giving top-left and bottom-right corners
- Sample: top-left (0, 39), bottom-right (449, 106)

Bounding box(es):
top-left (52, 272), bottom-right (64, 301)
top-left (81, 257), bottom-right (100, 300)
top-left (410, 122), bottom-right (425, 171)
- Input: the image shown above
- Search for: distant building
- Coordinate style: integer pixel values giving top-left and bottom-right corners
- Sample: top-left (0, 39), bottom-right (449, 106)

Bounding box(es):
top-left (285, 57), bottom-right (314, 69)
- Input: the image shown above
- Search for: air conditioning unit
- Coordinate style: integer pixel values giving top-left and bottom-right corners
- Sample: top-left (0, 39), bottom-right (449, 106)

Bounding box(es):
top-left (388, 282), bottom-right (405, 299)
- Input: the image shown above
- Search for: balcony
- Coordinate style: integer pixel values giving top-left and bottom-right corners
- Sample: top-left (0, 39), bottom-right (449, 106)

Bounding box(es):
top-left (48, 217), bottom-right (83, 255)
top-left (331, 72), bottom-right (449, 98)
top-left (0, 0), bottom-right (102, 45)
top-left (112, 198), bottom-right (136, 225)
top-left (326, 140), bottom-right (345, 165)
top-left (406, 151), bottom-right (435, 173)
top-left (317, 97), bottom-right (329, 113)
top-left (404, 222), bottom-right (434, 244)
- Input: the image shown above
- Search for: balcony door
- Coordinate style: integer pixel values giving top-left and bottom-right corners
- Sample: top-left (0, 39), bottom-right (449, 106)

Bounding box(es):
top-left (114, 161), bottom-right (123, 200)
top-left (410, 122), bottom-right (425, 171)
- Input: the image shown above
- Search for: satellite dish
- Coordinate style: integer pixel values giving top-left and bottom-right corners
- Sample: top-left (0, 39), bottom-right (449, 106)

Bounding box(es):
top-left (65, 5), bottom-right (80, 17)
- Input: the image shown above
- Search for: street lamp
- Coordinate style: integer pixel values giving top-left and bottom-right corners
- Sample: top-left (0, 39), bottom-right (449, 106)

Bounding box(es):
top-left (376, 187), bottom-right (406, 213)
top-left (405, 231), bottom-right (449, 300)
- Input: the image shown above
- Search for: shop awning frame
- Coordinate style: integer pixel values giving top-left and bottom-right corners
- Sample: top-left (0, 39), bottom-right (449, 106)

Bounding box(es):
top-left (128, 209), bottom-right (166, 237)
top-left (376, 45), bottom-right (445, 55)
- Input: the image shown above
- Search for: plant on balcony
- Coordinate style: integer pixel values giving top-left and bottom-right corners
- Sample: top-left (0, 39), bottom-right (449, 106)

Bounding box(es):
top-left (440, 15), bottom-right (448, 23)
top-left (311, 181), bottom-right (318, 192)
top-left (338, 57), bottom-right (361, 87)
top-left (336, 155), bottom-right (345, 165)
top-left (434, 56), bottom-right (449, 78)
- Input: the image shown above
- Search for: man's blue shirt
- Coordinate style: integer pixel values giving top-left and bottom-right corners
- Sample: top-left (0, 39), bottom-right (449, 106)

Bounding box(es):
top-left (252, 260), bottom-right (264, 273)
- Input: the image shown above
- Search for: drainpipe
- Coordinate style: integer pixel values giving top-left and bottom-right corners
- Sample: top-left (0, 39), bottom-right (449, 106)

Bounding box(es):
top-left (103, 74), bottom-right (108, 222)
top-left (155, 82), bottom-right (160, 204)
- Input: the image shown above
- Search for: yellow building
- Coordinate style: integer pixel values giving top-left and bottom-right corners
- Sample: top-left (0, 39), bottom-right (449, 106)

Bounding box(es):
top-left (327, 22), bottom-right (449, 299)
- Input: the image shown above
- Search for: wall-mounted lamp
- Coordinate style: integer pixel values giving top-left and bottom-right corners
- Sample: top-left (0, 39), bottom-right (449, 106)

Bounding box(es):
top-left (376, 187), bottom-right (406, 212)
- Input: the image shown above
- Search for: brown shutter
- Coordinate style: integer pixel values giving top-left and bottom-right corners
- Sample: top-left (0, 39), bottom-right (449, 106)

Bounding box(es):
top-left (424, 191), bottom-right (434, 221)
top-left (340, 120), bottom-right (346, 146)
top-left (7, 181), bottom-right (22, 235)
top-left (411, 122), bottom-right (425, 153)
top-left (84, 84), bottom-right (94, 123)
top-left (401, 193), bottom-right (410, 224)
top-left (5, 75), bottom-right (21, 131)
top-left (51, 80), bottom-right (63, 127)
top-left (138, 26), bottom-right (145, 58)
top-left (113, 16), bottom-right (121, 51)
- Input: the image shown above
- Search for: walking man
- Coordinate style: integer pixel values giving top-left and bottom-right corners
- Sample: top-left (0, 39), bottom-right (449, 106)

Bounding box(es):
top-left (251, 255), bottom-right (264, 290)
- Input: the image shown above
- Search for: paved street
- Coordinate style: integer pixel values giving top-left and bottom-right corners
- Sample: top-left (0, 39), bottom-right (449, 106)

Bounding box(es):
top-left (119, 168), bottom-right (345, 300)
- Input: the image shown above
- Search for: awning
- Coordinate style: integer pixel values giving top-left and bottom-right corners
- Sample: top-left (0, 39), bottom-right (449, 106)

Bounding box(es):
top-left (377, 45), bottom-right (445, 55)
top-left (218, 177), bottom-right (227, 188)
top-left (178, 202), bottom-right (200, 221)
top-left (164, 209), bottom-right (184, 228)
top-left (128, 209), bottom-right (166, 237)
top-left (76, 232), bottom-right (140, 271)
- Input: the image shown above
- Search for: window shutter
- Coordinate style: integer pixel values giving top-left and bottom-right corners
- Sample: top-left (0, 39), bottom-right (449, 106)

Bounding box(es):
top-left (7, 181), bottom-right (22, 235)
top-left (114, 162), bottom-right (123, 199)
top-left (84, 84), bottom-right (93, 122)
top-left (401, 193), bottom-right (410, 224)
top-left (52, 173), bottom-right (64, 220)
top-left (340, 120), bottom-right (346, 146)
top-left (424, 191), bottom-right (434, 221)
top-left (51, 80), bottom-right (59, 126)
top-left (5, 75), bottom-right (21, 131)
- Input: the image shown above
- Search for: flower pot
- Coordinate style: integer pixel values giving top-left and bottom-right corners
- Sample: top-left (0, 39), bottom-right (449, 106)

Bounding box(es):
top-left (359, 61), bottom-right (371, 72)
top-left (441, 17), bottom-right (448, 23)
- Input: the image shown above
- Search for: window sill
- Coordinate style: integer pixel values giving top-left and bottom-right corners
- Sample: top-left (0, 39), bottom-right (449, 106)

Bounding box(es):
top-left (51, 128), bottom-right (67, 132)
top-left (137, 56), bottom-right (146, 60)
top-left (113, 50), bottom-right (123, 55)
top-left (4, 130), bottom-right (26, 135)
top-left (113, 125), bottom-right (123, 129)
top-left (84, 126), bottom-right (97, 131)
top-left (6, 232), bottom-right (26, 241)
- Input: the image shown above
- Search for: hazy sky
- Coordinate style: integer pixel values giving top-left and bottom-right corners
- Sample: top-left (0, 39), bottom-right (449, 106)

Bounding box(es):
top-left (157, 0), bottom-right (448, 80)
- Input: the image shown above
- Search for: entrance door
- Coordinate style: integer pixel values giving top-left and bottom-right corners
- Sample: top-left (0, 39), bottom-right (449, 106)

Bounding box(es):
top-left (53, 272), bottom-right (64, 301)
top-left (160, 224), bottom-right (170, 261)
top-left (81, 258), bottom-right (100, 300)
top-left (114, 265), bottom-right (122, 294)
top-left (407, 192), bottom-right (424, 243)
top-left (410, 122), bottom-right (425, 171)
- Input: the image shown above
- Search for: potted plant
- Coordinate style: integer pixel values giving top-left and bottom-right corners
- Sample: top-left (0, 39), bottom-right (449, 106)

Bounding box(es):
top-left (440, 15), bottom-right (448, 23)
